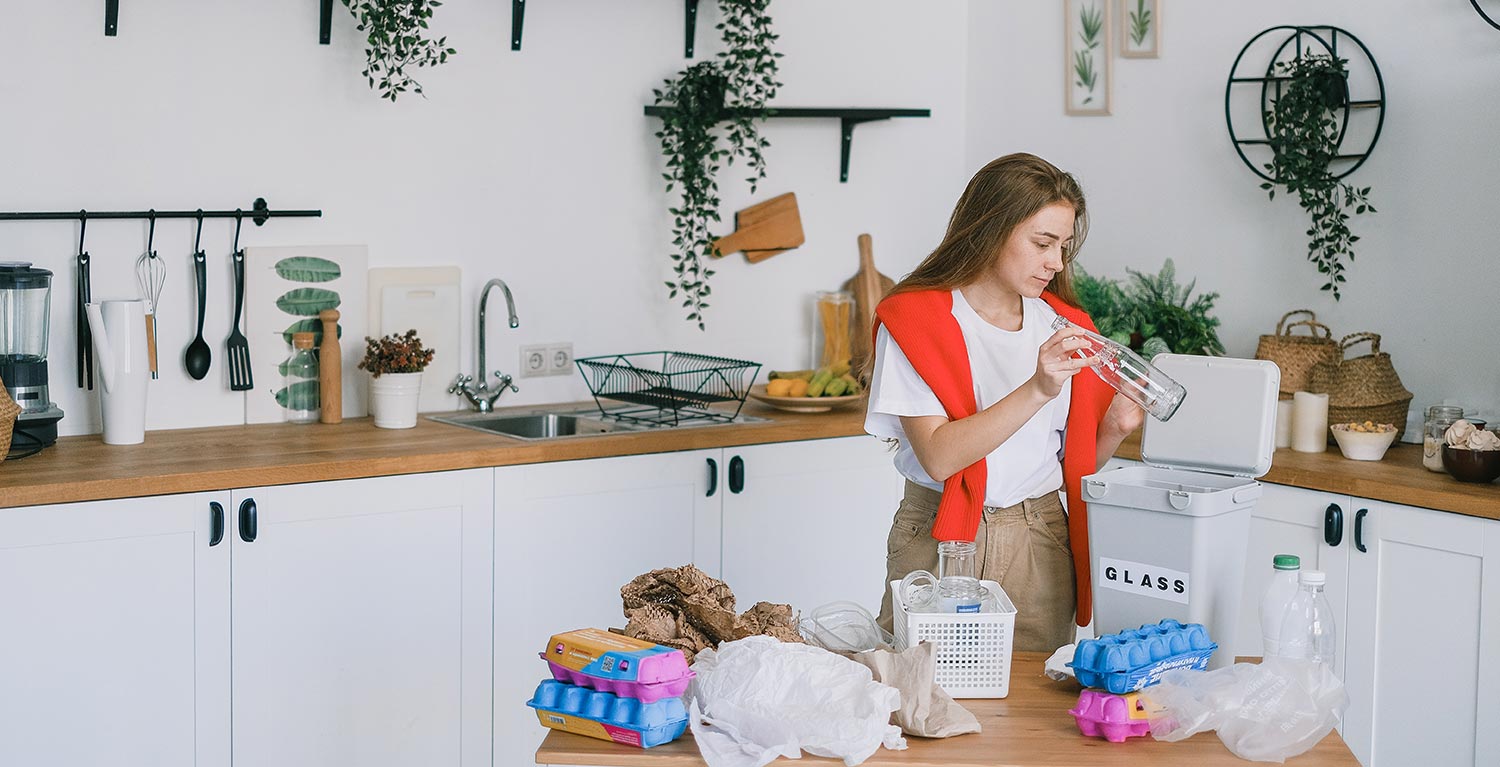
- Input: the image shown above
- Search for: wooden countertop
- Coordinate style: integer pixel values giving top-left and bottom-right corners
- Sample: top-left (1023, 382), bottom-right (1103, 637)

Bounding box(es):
top-left (533, 651), bottom-right (1360, 767)
top-left (0, 401), bottom-right (867, 509)
top-left (2, 403), bottom-right (1495, 520)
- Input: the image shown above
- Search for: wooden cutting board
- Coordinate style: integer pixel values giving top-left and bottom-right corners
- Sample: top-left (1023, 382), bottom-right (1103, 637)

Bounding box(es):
top-left (842, 233), bottom-right (894, 375)
top-left (712, 192), bottom-right (804, 262)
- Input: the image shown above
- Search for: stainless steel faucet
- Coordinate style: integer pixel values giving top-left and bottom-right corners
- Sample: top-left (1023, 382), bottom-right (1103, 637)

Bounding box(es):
top-left (449, 278), bottom-right (520, 412)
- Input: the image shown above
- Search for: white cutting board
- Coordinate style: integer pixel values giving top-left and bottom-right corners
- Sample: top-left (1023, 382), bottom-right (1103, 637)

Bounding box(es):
top-left (368, 267), bottom-right (462, 412)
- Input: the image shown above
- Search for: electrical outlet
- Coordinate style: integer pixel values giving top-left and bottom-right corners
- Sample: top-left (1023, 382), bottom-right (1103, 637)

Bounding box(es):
top-left (519, 345), bottom-right (548, 378)
top-left (547, 343), bottom-right (574, 375)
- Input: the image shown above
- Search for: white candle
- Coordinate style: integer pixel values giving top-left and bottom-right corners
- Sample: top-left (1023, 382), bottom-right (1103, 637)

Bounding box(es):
top-left (1275, 399), bottom-right (1295, 449)
top-left (1292, 392), bottom-right (1330, 453)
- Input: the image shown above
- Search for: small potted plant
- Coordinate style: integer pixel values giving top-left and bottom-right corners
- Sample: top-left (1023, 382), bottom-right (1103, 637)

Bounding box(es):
top-left (359, 329), bottom-right (434, 429)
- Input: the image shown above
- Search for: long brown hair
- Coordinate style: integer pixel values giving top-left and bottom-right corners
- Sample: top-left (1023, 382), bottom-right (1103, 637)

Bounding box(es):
top-left (892, 153), bottom-right (1089, 306)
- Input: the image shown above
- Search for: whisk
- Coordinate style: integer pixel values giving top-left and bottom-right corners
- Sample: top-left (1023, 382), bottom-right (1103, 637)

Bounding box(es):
top-left (135, 214), bottom-right (166, 379)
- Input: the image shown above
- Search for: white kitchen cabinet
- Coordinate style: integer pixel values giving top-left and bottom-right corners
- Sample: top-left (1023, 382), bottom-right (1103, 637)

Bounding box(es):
top-left (0, 491), bottom-right (231, 767)
top-left (492, 449), bottom-right (720, 767)
top-left (720, 436), bottom-right (905, 616)
top-left (1342, 499), bottom-right (1500, 767)
top-left (1232, 483), bottom-right (1352, 676)
top-left (229, 470), bottom-right (493, 767)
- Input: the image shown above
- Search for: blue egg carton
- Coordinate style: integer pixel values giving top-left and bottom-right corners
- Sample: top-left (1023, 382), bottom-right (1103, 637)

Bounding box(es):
top-left (526, 679), bottom-right (688, 749)
top-left (1069, 619), bottom-right (1218, 694)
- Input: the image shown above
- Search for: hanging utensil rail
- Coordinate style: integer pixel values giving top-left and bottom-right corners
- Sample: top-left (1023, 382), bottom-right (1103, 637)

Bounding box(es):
top-left (0, 197), bottom-right (320, 226)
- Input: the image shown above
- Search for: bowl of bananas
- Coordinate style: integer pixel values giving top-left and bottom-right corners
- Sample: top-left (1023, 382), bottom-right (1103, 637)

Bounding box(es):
top-left (750, 365), bottom-right (865, 413)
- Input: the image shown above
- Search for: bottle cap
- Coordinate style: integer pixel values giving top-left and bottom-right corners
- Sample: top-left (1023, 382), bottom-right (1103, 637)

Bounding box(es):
top-left (292, 332), bottom-right (315, 350)
top-left (1273, 554), bottom-right (1301, 570)
top-left (1298, 570), bottom-right (1326, 586)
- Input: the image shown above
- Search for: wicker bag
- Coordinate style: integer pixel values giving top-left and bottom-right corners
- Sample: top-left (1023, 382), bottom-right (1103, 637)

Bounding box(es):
top-left (1307, 332), bottom-right (1414, 441)
top-left (0, 374), bottom-right (19, 457)
top-left (1254, 310), bottom-right (1341, 398)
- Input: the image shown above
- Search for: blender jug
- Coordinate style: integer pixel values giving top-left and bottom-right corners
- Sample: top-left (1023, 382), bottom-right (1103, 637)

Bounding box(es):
top-left (0, 263), bottom-right (64, 454)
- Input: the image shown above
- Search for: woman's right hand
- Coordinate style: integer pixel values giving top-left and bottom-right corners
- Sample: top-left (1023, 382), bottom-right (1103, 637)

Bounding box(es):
top-left (1030, 326), bottom-right (1094, 400)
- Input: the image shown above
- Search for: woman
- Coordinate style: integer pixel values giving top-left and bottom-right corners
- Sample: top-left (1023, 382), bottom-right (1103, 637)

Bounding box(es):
top-left (866, 153), bottom-right (1144, 651)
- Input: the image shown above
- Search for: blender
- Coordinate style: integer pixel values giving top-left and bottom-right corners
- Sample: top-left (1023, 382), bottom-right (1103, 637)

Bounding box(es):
top-left (0, 262), bottom-right (64, 455)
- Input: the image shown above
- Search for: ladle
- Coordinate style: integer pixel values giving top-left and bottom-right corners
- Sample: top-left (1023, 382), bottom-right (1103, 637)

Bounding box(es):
top-left (183, 212), bottom-right (211, 380)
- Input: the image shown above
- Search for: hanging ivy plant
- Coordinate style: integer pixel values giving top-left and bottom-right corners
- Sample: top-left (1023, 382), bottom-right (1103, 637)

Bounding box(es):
top-left (343, 0), bottom-right (456, 101)
top-left (653, 0), bottom-right (782, 330)
top-left (1261, 54), bottom-right (1376, 300)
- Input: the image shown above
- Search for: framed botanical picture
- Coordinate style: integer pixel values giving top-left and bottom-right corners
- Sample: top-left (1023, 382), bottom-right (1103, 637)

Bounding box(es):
top-left (1120, 0), bottom-right (1160, 58)
top-left (1065, 0), bottom-right (1111, 115)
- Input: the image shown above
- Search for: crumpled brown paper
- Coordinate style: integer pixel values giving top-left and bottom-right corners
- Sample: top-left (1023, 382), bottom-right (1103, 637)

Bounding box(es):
top-left (621, 564), bottom-right (803, 664)
top-left (847, 642), bottom-right (981, 738)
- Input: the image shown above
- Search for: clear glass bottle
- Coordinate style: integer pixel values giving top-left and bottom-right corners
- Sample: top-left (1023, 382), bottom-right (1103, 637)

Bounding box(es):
top-left (899, 541), bottom-right (997, 614)
top-left (1050, 316), bottom-right (1187, 422)
top-left (1423, 405), bottom-right (1465, 472)
top-left (283, 332), bottom-right (320, 424)
top-left (1277, 570), bottom-right (1337, 668)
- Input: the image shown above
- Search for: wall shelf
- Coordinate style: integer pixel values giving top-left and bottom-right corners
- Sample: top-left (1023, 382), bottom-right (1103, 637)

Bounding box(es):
top-left (643, 106), bottom-right (931, 182)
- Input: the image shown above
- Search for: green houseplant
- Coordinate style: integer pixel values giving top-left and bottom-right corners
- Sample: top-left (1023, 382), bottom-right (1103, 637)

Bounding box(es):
top-left (1074, 260), bottom-right (1225, 358)
top-left (343, 0), bottom-right (456, 101)
top-left (654, 0), bottom-right (782, 330)
top-left (1261, 54), bottom-right (1376, 300)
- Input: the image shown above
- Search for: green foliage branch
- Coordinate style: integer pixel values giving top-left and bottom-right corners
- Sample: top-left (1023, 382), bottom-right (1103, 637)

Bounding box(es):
top-left (1074, 4), bottom-right (1103, 102)
top-left (1074, 259), bottom-right (1225, 358)
top-left (653, 0), bottom-right (782, 330)
top-left (1261, 54), bottom-right (1376, 300)
top-left (359, 330), bottom-right (434, 376)
top-left (343, 0), bottom-right (456, 101)
top-left (1129, 0), bottom-right (1153, 47)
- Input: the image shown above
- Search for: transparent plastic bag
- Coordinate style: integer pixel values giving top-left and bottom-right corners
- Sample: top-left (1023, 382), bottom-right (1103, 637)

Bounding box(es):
top-left (798, 601), bottom-right (895, 654)
top-left (1139, 658), bottom-right (1348, 763)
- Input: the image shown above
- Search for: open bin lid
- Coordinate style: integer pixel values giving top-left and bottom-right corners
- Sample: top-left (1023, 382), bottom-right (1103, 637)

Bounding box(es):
top-left (1138, 354), bottom-right (1279, 478)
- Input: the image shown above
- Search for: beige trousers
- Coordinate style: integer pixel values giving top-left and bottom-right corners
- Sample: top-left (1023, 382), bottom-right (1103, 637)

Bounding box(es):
top-left (876, 480), bottom-right (1078, 653)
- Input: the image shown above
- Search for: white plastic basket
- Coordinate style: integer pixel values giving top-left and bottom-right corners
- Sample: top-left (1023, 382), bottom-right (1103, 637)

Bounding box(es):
top-left (889, 579), bottom-right (1017, 698)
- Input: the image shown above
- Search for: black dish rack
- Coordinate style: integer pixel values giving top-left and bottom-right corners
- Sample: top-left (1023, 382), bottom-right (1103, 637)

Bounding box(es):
top-left (575, 351), bottom-right (762, 427)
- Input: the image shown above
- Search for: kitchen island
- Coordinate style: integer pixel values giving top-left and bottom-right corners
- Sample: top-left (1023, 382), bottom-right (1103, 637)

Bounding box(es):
top-left (533, 651), bottom-right (1360, 766)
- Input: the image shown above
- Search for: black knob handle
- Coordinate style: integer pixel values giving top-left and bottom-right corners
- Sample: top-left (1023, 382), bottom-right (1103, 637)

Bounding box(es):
top-left (1324, 503), bottom-right (1343, 547)
top-left (238, 498), bottom-right (258, 543)
top-left (209, 501), bottom-right (225, 547)
top-left (1354, 508), bottom-right (1368, 553)
top-left (706, 458), bottom-right (718, 497)
top-left (728, 455), bottom-right (745, 494)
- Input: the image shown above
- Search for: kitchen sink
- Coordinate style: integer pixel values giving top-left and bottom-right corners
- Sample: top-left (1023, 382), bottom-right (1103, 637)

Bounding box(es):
top-left (428, 406), bottom-right (770, 440)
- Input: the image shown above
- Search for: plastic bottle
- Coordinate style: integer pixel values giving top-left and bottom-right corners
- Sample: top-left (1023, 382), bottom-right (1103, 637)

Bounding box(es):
top-left (1277, 570), bottom-right (1337, 667)
top-left (283, 332), bottom-right (320, 424)
top-left (1260, 553), bottom-right (1301, 658)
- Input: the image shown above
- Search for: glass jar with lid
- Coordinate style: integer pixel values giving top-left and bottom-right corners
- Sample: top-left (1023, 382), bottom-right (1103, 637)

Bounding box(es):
top-left (1423, 405), bottom-right (1465, 472)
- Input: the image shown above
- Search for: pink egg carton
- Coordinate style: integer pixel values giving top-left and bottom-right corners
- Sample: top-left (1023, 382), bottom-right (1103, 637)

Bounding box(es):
top-left (1068, 689), bottom-right (1151, 743)
top-left (543, 660), bottom-right (694, 704)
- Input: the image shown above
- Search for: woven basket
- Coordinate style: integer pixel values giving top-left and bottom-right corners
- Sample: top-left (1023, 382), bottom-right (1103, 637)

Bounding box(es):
top-left (1254, 310), bottom-right (1341, 398)
top-left (1308, 332), bottom-right (1414, 442)
top-left (0, 374), bottom-right (19, 457)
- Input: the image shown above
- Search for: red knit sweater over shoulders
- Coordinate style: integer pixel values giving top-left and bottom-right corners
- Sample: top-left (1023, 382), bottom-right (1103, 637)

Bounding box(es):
top-left (873, 288), bottom-right (1113, 626)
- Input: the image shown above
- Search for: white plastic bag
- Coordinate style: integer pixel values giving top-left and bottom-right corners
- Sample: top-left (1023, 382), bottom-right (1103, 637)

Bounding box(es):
top-left (1139, 658), bottom-right (1348, 763)
top-left (686, 635), bottom-right (906, 767)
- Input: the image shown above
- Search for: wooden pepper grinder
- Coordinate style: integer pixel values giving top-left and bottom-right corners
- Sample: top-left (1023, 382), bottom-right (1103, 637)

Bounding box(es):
top-left (318, 309), bottom-right (342, 424)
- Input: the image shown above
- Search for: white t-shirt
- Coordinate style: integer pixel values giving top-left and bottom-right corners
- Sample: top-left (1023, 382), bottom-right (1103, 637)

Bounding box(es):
top-left (864, 290), bottom-right (1070, 508)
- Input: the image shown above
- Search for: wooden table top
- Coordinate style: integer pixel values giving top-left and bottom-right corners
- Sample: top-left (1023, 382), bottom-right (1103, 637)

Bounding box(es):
top-left (534, 652), bottom-right (1360, 767)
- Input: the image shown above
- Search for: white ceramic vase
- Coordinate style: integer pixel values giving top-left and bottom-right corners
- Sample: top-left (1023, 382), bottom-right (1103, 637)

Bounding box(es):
top-left (369, 372), bottom-right (423, 429)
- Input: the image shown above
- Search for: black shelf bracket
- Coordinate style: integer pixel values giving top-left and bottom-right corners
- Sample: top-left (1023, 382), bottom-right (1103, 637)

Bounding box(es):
top-left (512, 0), bottom-right (526, 50)
top-left (643, 106), bottom-right (930, 182)
top-left (319, 0), bottom-right (333, 44)
top-left (0, 198), bottom-right (321, 227)
top-left (684, 0), bottom-right (700, 57)
top-left (105, 0), bottom-right (119, 36)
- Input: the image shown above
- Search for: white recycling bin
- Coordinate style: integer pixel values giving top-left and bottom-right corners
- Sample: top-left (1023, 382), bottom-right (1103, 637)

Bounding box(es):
top-left (1083, 354), bottom-right (1279, 669)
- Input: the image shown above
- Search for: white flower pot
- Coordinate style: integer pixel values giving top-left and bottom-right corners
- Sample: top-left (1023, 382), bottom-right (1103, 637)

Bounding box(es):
top-left (369, 372), bottom-right (423, 429)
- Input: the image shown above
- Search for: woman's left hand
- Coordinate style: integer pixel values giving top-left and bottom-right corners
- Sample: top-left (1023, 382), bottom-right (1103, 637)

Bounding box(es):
top-left (1102, 391), bottom-right (1146, 438)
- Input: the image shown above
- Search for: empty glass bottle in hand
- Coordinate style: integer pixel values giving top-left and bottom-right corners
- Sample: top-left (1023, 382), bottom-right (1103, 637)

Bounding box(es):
top-left (1050, 316), bottom-right (1187, 422)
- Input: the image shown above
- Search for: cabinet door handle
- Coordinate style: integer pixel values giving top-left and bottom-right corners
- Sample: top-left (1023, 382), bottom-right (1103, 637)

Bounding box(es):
top-left (209, 501), bottom-right (225, 547)
top-left (1354, 508), bottom-right (1368, 553)
top-left (1323, 503), bottom-right (1343, 547)
top-left (728, 455), bottom-right (745, 494)
top-left (238, 498), bottom-right (258, 543)
top-left (706, 458), bottom-right (718, 497)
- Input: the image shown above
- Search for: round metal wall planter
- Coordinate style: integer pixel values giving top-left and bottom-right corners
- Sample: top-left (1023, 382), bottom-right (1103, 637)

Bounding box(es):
top-left (1225, 25), bottom-right (1385, 183)
top-left (1474, 0), bottom-right (1500, 31)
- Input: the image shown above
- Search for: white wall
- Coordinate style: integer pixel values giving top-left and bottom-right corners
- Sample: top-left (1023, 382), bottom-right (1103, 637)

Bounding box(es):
top-left (3, 1), bottom-right (969, 436)
top-left (966, 1), bottom-right (1500, 424)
